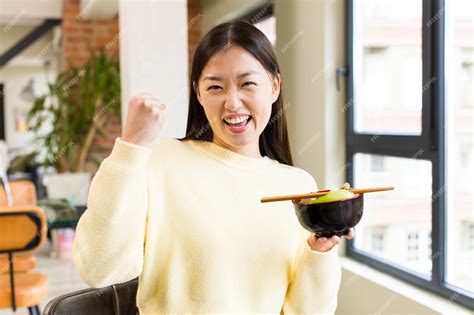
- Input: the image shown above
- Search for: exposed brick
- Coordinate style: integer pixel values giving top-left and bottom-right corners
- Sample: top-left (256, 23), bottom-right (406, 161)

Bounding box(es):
top-left (61, 0), bottom-right (200, 173)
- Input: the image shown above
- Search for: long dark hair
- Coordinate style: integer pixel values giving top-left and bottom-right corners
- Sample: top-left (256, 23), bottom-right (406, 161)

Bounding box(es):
top-left (178, 21), bottom-right (293, 166)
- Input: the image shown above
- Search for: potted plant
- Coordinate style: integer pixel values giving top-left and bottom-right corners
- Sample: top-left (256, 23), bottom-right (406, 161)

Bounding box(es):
top-left (27, 48), bottom-right (121, 205)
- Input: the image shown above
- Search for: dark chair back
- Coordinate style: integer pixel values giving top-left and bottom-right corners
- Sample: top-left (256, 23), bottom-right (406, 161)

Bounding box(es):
top-left (43, 278), bottom-right (139, 315)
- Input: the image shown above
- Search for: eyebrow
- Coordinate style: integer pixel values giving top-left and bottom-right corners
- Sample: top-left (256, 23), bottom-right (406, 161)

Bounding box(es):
top-left (202, 71), bottom-right (260, 82)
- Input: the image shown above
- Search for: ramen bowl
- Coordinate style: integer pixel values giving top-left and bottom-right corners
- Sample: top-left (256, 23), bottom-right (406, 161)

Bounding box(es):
top-left (292, 193), bottom-right (364, 238)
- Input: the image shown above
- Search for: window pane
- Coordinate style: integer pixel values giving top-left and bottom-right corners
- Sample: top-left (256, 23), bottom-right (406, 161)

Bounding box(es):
top-left (353, 0), bottom-right (422, 135)
top-left (445, 0), bottom-right (474, 294)
top-left (353, 153), bottom-right (432, 275)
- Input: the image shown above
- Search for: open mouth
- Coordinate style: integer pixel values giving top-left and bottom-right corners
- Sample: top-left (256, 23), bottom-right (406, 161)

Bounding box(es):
top-left (223, 116), bottom-right (252, 127)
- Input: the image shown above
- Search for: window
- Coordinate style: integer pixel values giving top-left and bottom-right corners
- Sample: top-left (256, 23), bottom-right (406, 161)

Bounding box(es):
top-left (469, 223), bottom-right (474, 250)
top-left (345, 0), bottom-right (473, 309)
top-left (427, 231), bottom-right (432, 260)
top-left (370, 155), bottom-right (384, 172)
top-left (371, 229), bottom-right (385, 253)
top-left (407, 232), bottom-right (420, 262)
top-left (444, 0), bottom-right (473, 298)
top-left (353, 153), bottom-right (432, 274)
top-left (353, 0), bottom-right (423, 135)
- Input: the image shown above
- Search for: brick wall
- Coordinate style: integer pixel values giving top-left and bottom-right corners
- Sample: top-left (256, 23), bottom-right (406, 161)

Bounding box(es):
top-left (60, 0), bottom-right (201, 173)
top-left (61, 0), bottom-right (120, 69)
top-left (187, 0), bottom-right (202, 75)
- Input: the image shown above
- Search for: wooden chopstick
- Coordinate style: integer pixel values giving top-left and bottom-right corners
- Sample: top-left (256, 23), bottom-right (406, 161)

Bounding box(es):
top-left (260, 186), bottom-right (394, 203)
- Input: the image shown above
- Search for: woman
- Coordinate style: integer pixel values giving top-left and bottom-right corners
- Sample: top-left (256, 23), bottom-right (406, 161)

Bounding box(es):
top-left (73, 21), bottom-right (354, 314)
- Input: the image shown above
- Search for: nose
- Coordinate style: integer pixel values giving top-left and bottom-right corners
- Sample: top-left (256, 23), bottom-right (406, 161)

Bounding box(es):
top-left (224, 90), bottom-right (242, 111)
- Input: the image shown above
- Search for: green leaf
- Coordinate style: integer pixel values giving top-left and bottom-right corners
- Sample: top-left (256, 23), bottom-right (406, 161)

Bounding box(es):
top-left (26, 43), bottom-right (121, 173)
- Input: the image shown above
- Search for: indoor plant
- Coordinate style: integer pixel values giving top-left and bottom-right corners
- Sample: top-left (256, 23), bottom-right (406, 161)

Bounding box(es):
top-left (27, 48), bottom-right (121, 205)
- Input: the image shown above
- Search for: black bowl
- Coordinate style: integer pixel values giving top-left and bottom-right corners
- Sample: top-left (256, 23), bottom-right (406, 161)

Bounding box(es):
top-left (292, 194), bottom-right (364, 238)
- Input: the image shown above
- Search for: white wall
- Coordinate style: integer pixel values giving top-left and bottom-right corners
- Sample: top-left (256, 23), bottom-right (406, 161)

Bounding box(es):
top-left (274, 0), bottom-right (346, 191)
top-left (118, 0), bottom-right (189, 138)
top-left (200, 0), bottom-right (266, 33)
top-left (337, 258), bottom-right (469, 314)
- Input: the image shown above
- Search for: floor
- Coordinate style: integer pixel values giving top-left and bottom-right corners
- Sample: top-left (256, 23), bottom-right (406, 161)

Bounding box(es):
top-left (2, 239), bottom-right (88, 315)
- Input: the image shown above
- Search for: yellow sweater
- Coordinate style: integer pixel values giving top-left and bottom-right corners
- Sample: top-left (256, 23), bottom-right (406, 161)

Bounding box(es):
top-left (73, 137), bottom-right (341, 314)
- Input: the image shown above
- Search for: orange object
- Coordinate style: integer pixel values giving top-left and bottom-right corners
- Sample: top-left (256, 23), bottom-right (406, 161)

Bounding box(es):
top-left (0, 180), bottom-right (38, 274)
top-left (0, 205), bottom-right (48, 314)
top-left (0, 253), bottom-right (36, 273)
top-left (0, 273), bottom-right (48, 309)
top-left (0, 180), bottom-right (37, 206)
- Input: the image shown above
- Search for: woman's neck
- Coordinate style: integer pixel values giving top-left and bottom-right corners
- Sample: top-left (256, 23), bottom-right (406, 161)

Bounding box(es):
top-left (211, 137), bottom-right (263, 159)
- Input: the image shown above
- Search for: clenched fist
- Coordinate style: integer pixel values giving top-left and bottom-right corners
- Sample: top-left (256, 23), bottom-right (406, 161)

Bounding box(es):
top-left (121, 93), bottom-right (166, 148)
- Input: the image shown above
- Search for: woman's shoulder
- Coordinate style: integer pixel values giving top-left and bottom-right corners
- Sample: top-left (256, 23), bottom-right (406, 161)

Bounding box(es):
top-left (150, 137), bottom-right (182, 148)
top-left (149, 137), bottom-right (189, 155)
top-left (148, 137), bottom-right (199, 160)
top-left (140, 138), bottom-right (191, 171)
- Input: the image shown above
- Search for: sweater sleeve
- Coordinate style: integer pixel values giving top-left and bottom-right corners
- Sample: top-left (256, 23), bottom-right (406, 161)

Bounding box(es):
top-left (281, 228), bottom-right (342, 314)
top-left (281, 170), bottom-right (342, 314)
top-left (282, 228), bottom-right (341, 315)
top-left (73, 137), bottom-right (152, 288)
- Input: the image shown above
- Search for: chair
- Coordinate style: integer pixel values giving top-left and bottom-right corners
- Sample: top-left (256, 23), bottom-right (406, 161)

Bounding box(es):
top-left (0, 205), bottom-right (48, 315)
top-left (0, 179), bottom-right (38, 274)
top-left (0, 179), bottom-right (37, 206)
top-left (43, 278), bottom-right (139, 315)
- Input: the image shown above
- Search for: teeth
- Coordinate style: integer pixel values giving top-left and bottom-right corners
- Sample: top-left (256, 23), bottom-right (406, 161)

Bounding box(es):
top-left (224, 116), bottom-right (249, 124)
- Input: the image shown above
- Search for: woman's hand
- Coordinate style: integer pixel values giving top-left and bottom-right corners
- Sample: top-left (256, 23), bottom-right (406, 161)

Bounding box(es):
top-left (307, 228), bottom-right (355, 252)
top-left (121, 93), bottom-right (167, 148)
top-left (340, 182), bottom-right (351, 190)
top-left (307, 182), bottom-right (355, 252)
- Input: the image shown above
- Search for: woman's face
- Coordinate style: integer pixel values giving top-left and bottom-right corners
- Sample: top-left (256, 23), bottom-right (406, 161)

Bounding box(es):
top-left (195, 46), bottom-right (280, 158)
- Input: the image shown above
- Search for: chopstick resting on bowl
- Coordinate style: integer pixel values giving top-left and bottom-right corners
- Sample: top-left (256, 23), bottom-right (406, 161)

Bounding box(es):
top-left (260, 186), bottom-right (394, 203)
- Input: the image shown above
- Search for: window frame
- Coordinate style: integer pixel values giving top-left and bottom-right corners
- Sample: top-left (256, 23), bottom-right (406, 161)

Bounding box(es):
top-left (345, 0), bottom-right (473, 309)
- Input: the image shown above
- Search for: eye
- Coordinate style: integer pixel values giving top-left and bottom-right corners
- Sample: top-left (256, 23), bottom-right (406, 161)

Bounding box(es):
top-left (207, 85), bottom-right (222, 91)
top-left (242, 81), bottom-right (257, 87)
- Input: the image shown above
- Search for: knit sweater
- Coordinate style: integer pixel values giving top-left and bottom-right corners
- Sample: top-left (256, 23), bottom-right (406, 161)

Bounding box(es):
top-left (73, 137), bottom-right (342, 314)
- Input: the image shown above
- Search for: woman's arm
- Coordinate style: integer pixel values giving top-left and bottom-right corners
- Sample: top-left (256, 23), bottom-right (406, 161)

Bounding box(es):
top-left (73, 138), bottom-right (152, 288)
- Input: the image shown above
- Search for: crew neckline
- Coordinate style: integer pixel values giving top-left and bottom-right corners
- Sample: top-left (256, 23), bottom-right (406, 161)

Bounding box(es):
top-left (185, 140), bottom-right (276, 171)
